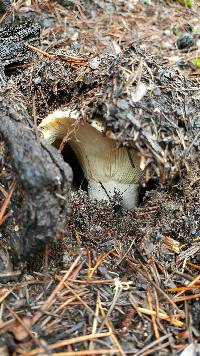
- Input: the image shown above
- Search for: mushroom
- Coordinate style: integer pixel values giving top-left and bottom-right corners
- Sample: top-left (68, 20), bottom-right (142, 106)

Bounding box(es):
top-left (38, 109), bottom-right (143, 210)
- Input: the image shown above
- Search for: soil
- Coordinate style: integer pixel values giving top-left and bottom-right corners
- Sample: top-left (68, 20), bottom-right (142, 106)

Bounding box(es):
top-left (0, 1), bottom-right (199, 355)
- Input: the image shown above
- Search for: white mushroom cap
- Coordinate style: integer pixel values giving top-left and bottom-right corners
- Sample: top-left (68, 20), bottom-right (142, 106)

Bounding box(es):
top-left (38, 109), bottom-right (79, 144)
top-left (38, 110), bottom-right (142, 210)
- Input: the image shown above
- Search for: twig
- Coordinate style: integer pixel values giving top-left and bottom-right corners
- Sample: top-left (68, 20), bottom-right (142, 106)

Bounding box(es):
top-left (0, 177), bottom-right (16, 225)
top-left (125, 256), bottom-right (185, 317)
top-left (89, 294), bottom-right (100, 350)
top-left (98, 294), bottom-right (126, 356)
top-left (134, 333), bottom-right (173, 356)
top-left (135, 307), bottom-right (183, 327)
top-left (146, 289), bottom-right (160, 339)
top-left (51, 351), bottom-right (120, 355)
top-left (88, 250), bottom-right (114, 278)
top-left (172, 294), bottom-right (200, 303)
top-left (171, 275), bottom-right (200, 300)
top-left (31, 254), bottom-right (82, 326)
top-left (25, 43), bottom-right (53, 59)
top-left (18, 331), bottom-right (113, 355)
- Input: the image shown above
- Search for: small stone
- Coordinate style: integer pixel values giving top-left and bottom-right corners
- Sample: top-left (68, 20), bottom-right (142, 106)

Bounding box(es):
top-left (89, 57), bottom-right (100, 69)
top-left (177, 33), bottom-right (194, 50)
top-left (163, 29), bottom-right (171, 36)
top-left (0, 0), bottom-right (11, 13)
top-left (117, 99), bottom-right (129, 110)
top-left (153, 88), bottom-right (161, 96)
top-left (40, 16), bottom-right (54, 29)
top-left (14, 225), bottom-right (19, 232)
top-left (162, 41), bottom-right (173, 49)
top-left (71, 42), bottom-right (81, 51)
top-left (33, 76), bottom-right (41, 85)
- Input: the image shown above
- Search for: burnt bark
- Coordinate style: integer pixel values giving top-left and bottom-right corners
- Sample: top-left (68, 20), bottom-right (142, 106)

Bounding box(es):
top-left (0, 21), bottom-right (40, 68)
top-left (0, 83), bottom-right (72, 265)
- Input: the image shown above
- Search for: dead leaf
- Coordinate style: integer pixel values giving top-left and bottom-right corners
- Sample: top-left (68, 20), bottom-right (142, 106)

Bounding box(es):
top-left (161, 236), bottom-right (180, 253)
top-left (9, 317), bottom-right (32, 341)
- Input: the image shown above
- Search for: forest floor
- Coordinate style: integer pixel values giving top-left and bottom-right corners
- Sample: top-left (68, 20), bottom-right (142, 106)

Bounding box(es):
top-left (0, 1), bottom-right (200, 355)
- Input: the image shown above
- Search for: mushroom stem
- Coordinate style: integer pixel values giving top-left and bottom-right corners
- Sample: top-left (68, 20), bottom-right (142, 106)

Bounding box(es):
top-left (38, 110), bottom-right (142, 210)
top-left (88, 179), bottom-right (140, 210)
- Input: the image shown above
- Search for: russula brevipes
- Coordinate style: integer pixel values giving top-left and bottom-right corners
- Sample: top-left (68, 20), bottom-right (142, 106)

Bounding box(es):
top-left (38, 110), bottom-right (143, 210)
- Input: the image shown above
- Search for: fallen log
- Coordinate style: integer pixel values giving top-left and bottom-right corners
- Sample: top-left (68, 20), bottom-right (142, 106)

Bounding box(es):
top-left (0, 82), bottom-right (72, 266)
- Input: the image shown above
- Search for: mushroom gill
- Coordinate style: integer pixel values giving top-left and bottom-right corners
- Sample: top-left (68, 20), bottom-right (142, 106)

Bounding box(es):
top-left (38, 110), bottom-right (143, 210)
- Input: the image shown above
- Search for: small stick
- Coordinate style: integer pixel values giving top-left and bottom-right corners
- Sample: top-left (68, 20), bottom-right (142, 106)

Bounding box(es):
top-left (88, 250), bottom-right (114, 279)
top-left (166, 285), bottom-right (200, 292)
top-left (134, 333), bottom-right (173, 356)
top-left (89, 294), bottom-right (100, 350)
top-left (25, 43), bottom-right (53, 59)
top-left (172, 274), bottom-right (200, 300)
top-left (0, 177), bottom-right (16, 225)
top-left (146, 289), bottom-right (160, 339)
top-left (98, 294), bottom-right (126, 356)
top-left (31, 254), bottom-right (82, 326)
top-left (19, 349), bottom-right (121, 356)
top-left (172, 293), bottom-right (200, 303)
top-left (17, 331), bottom-right (113, 355)
top-left (135, 307), bottom-right (183, 327)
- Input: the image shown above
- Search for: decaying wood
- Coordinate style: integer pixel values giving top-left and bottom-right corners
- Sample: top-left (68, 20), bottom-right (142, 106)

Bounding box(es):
top-left (0, 21), bottom-right (40, 88)
top-left (0, 21), bottom-right (40, 68)
top-left (0, 83), bottom-right (72, 264)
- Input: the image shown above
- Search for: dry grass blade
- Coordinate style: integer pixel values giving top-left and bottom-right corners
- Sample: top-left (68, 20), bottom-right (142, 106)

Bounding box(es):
top-left (99, 278), bottom-right (124, 331)
top-left (63, 282), bottom-right (98, 318)
top-left (119, 254), bottom-right (185, 317)
top-left (67, 279), bottom-right (115, 285)
top-left (89, 295), bottom-right (100, 351)
top-left (41, 290), bottom-right (87, 330)
top-left (138, 340), bottom-right (171, 356)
